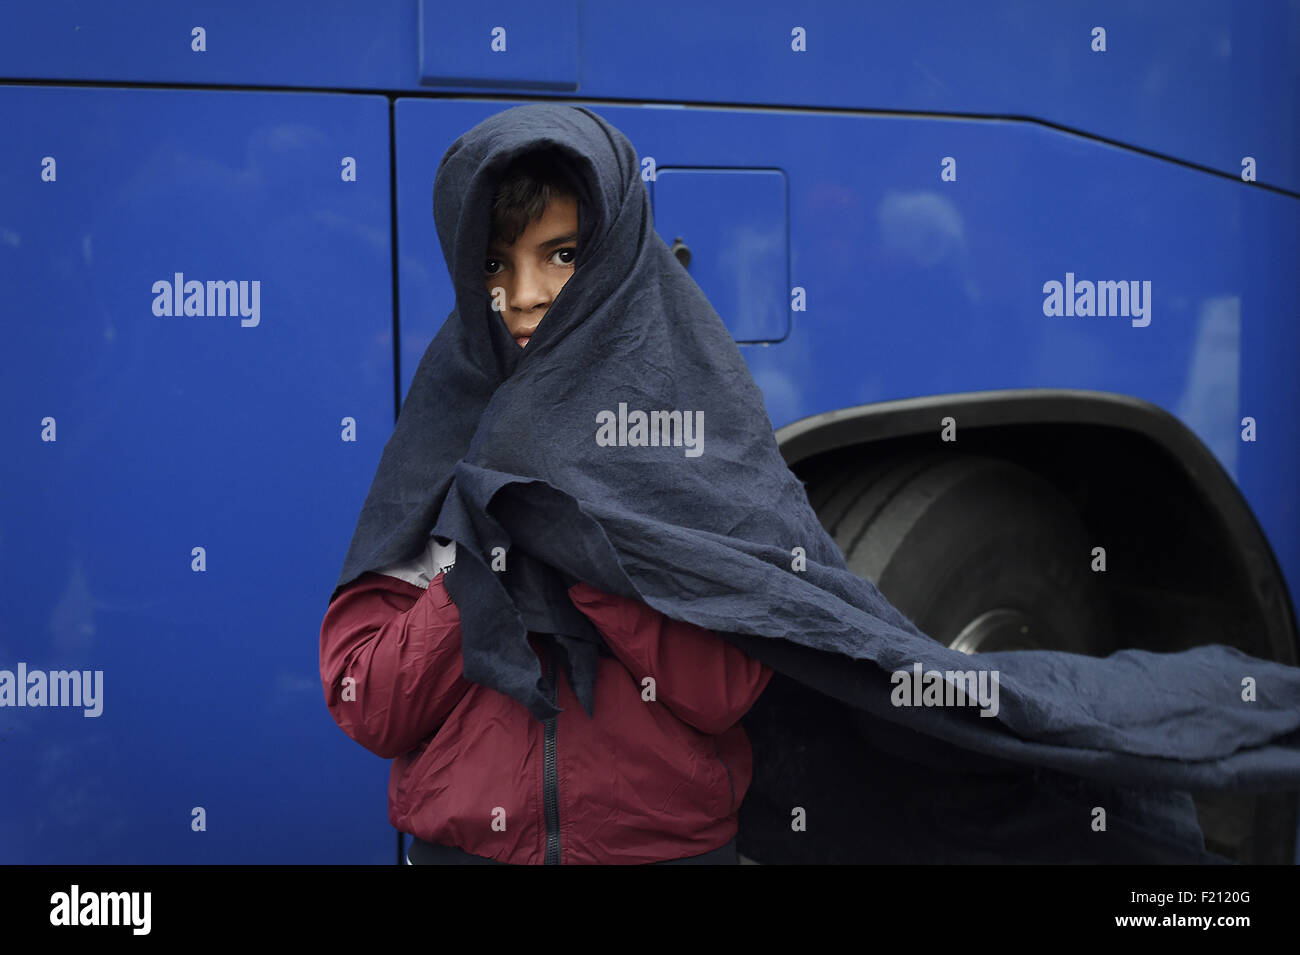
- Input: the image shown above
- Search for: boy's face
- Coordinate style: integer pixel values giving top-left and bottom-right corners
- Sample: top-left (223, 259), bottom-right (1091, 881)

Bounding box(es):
top-left (485, 194), bottom-right (579, 349)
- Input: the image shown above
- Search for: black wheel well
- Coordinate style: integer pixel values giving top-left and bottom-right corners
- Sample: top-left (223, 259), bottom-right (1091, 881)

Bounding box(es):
top-left (780, 392), bottom-right (1297, 668)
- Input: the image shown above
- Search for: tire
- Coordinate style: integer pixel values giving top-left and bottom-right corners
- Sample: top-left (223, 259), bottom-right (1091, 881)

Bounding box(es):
top-left (805, 449), bottom-right (1284, 863)
top-left (823, 452), bottom-right (1113, 655)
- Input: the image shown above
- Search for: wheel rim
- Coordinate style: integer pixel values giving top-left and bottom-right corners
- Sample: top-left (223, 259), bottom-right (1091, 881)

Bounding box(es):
top-left (947, 607), bottom-right (1042, 654)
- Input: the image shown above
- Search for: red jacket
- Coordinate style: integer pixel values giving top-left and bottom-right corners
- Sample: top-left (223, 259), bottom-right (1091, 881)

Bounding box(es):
top-left (319, 564), bottom-right (773, 864)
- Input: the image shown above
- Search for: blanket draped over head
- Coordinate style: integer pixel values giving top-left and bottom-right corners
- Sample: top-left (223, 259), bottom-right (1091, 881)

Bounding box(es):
top-left (332, 103), bottom-right (1300, 864)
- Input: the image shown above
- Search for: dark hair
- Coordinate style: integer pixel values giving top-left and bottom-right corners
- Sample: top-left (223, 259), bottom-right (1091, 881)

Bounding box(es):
top-left (489, 149), bottom-right (581, 248)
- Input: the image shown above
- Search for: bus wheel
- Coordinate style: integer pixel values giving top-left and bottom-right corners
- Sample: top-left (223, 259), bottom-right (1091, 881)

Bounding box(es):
top-left (804, 449), bottom-right (1280, 863)
top-left (817, 452), bottom-right (1113, 656)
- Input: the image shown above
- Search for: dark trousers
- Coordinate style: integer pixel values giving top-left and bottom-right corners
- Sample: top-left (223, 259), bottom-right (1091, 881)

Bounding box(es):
top-left (405, 835), bottom-right (738, 865)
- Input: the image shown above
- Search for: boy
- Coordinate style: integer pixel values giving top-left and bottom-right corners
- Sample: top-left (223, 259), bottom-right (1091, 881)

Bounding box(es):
top-left (320, 148), bottom-right (774, 865)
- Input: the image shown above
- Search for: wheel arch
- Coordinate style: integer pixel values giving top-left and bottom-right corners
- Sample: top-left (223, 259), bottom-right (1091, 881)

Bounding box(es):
top-left (776, 388), bottom-right (1298, 667)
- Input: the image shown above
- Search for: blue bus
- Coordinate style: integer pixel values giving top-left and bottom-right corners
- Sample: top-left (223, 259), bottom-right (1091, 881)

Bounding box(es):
top-left (2, 0), bottom-right (1297, 864)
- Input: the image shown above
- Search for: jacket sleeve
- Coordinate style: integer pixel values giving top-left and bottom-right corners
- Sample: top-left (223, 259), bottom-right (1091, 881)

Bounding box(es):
top-left (319, 570), bottom-right (472, 759)
top-left (566, 582), bottom-right (774, 736)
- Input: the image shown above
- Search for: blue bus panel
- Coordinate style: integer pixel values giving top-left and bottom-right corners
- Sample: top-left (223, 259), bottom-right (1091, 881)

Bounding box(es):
top-left (0, 1), bottom-right (1295, 192)
top-left (0, 86), bottom-right (395, 863)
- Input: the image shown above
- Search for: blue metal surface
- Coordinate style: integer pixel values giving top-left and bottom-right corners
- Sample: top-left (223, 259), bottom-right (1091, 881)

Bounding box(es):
top-left (0, 1), bottom-right (1295, 192)
top-left (417, 0), bottom-right (579, 89)
top-left (652, 167), bottom-right (790, 342)
top-left (0, 86), bottom-right (395, 863)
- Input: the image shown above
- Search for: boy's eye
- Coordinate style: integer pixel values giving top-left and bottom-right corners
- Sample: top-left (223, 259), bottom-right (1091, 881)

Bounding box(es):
top-left (485, 248), bottom-right (575, 275)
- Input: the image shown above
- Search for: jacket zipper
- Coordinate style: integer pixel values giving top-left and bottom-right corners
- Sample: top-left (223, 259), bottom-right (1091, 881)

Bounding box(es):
top-left (543, 640), bottom-right (561, 864)
top-left (714, 737), bottom-right (736, 814)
